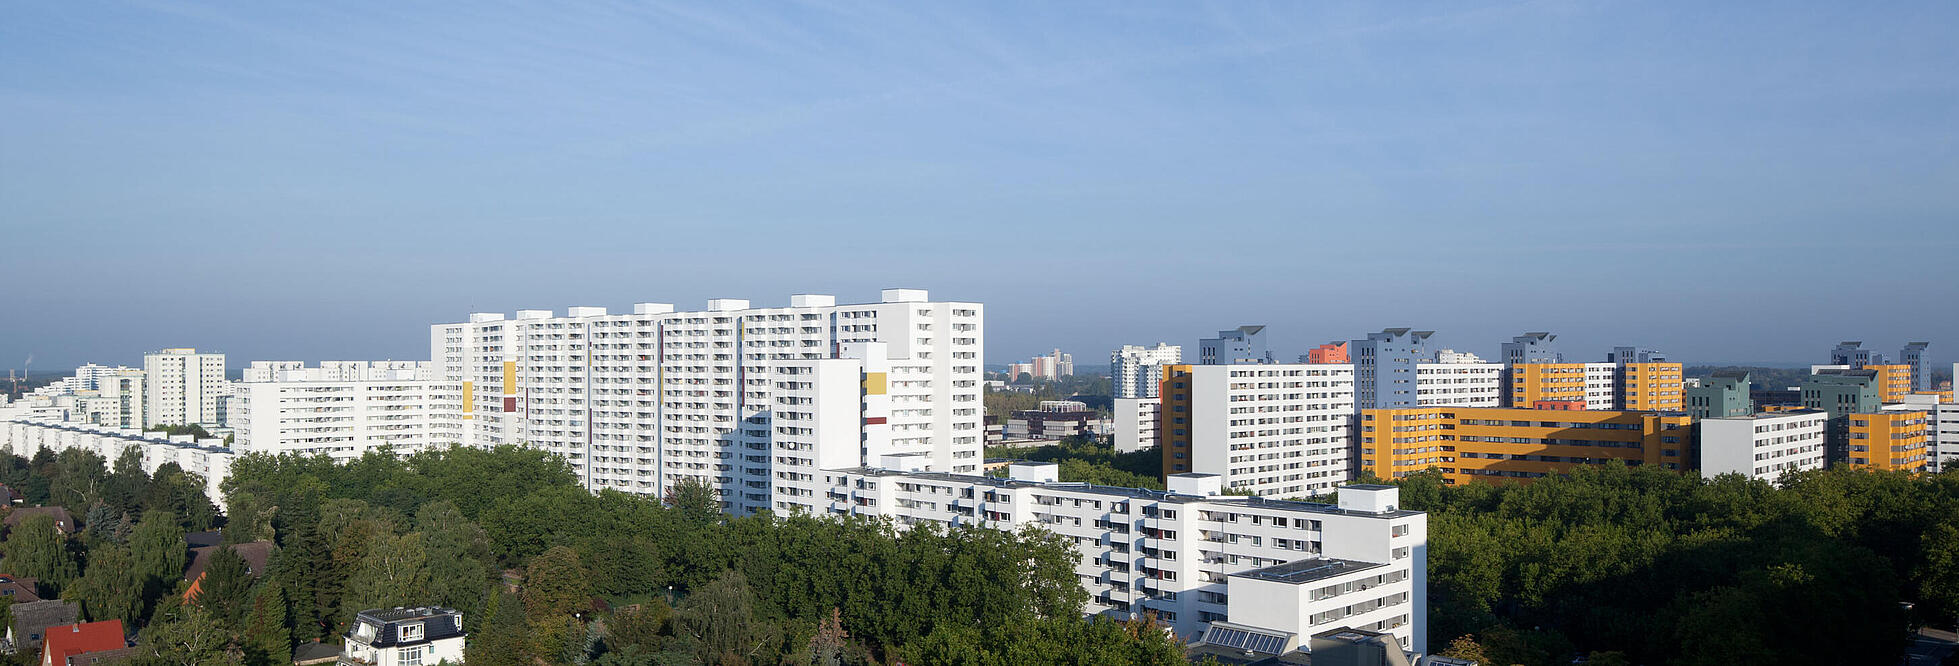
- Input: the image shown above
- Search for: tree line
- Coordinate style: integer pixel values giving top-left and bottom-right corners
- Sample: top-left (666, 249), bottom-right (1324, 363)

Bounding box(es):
top-left (1378, 463), bottom-right (1959, 666)
top-left (220, 445), bottom-right (1190, 665)
top-left (986, 435), bottom-right (1164, 490)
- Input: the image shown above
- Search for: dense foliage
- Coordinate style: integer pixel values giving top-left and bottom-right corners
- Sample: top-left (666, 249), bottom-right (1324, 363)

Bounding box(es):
top-left (987, 435), bottom-right (1163, 489)
top-left (1389, 463), bottom-right (1959, 666)
top-left (222, 445), bottom-right (1187, 665)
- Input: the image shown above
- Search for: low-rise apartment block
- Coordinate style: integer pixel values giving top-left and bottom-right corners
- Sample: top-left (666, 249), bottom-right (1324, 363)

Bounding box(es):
top-left (0, 419), bottom-right (233, 506)
top-left (1005, 401), bottom-right (1106, 440)
top-left (1359, 406), bottom-right (1693, 484)
top-left (811, 463), bottom-right (1426, 654)
top-left (1697, 410), bottom-right (1827, 482)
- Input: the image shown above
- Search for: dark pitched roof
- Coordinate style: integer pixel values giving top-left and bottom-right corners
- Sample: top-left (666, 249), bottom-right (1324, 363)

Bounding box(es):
top-left (185, 530), bottom-right (223, 548)
top-left (348, 607), bottom-right (466, 648)
top-left (0, 574), bottom-right (41, 602)
top-left (292, 641), bottom-right (342, 664)
top-left (3, 506), bottom-right (77, 534)
top-left (183, 541), bottom-right (275, 583)
top-left (69, 646), bottom-right (140, 666)
top-left (8, 599), bottom-right (80, 649)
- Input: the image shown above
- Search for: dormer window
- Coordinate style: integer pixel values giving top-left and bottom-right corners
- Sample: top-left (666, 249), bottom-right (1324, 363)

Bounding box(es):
top-left (400, 622), bottom-right (424, 642)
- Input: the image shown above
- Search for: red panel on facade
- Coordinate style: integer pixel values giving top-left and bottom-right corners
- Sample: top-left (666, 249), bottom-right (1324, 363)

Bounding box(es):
top-left (863, 416), bottom-right (887, 425)
top-left (504, 397), bottom-right (517, 412)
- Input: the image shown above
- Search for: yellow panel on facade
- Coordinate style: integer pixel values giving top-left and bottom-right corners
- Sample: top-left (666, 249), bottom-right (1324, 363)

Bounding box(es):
top-left (463, 381), bottom-right (474, 413)
top-left (863, 372), bottom-right (887, 395)
top-left (503, 361), bottom-right (517, 394)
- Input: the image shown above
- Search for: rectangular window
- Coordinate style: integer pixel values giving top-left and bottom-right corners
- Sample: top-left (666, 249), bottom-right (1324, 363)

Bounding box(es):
top-left (400, 623), bottom-right (424, 642)
top-left (399, 647), bottom-right (424, 666)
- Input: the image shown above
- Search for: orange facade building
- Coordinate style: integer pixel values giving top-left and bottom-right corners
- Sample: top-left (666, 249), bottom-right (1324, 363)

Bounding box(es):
top-left (1360, 406), bottom-right (1693, 485)
top-left (1304, 342), bottom-right (1349, 364)
top-left (1619, 362), bottom-right (1685, 411)
top-left (1846, 410), bottom-right (1929, 471)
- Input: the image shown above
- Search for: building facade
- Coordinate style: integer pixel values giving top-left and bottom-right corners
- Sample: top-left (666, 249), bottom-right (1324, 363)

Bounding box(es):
top-left (1888, 393), bottom-right (1959, 472)
top-left (1350, 329), bottom-right (1432, 411)
top-left (812, 463), bottom-right (1426, 653)
top-left (1112, 397), bottom-right (1161, 454)
top-left (342, 607), bottom-right (466, 666)
top-left (230, 361), bottom-right (466, 460)
top-left (143, 348), bottom-right (227, 427)
top-left (1686, 371), bottom-right (1752, 419)
top-left (1112, 344), bottom-right (1182, 399)
top-left (1358, 406), bottom-right (1693, 484)
top-left (1845, 411), bottom-right (1929, 471)
top-left (1696, 410), bottom-right (1828, 482)
top-left (431, 290), bottom-right (983, 515)
top-left (1199, 326), bottom-right (1273, 365)
top-left (1158, 364), bottom-right (1355, 497)
top-left (0, 419), bottom-right (233, 507)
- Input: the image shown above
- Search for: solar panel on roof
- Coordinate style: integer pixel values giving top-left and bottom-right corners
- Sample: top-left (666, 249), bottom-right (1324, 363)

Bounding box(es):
top-left (1203, 626), bottom-right (1289, 654)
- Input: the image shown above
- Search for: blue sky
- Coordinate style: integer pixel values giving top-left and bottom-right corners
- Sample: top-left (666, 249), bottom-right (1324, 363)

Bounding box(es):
top-left (3, 1), bottom-right (1955, 371)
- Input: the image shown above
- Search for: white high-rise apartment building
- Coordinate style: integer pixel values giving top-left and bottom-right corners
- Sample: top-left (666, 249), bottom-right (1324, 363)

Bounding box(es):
top-left (231, 361), bottom-right (466, 460)
top-left (1112, 344), bottom-right (1182, 399)
top-left (1698, 410), bottom-right (1828, 482)
top-left (1583, 363), bottom-right (1617, 410)
top-left (1414, 356), bottom-right (1503, 409)
top-left (431, 289), bottom-right (983, 515)
top-left (817, 464), bottom-right (1426, 654)
top-left (1174, 364), bottom-right (1356, 497)
top-left (144, 348), bottom-right (227, 427)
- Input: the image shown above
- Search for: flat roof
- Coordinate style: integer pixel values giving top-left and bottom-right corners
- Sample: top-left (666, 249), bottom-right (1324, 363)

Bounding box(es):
top-left (1230, 557), bottom-right (1384, 585)
top-left (840, 468), bottom-right (1423, 517)
top-left (1702, 409), bottom-right (1826, 421)
top-left (358, 606), bottom-right (459, 623)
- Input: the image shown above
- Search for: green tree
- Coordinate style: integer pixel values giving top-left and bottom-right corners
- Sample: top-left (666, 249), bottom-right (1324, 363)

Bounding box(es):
top-left (222, 492), bottom-right (277, 545)
top-left (240, 582), bottom-right (292, 666)
top-left (467, 591), bottom-right (533, 666)
top-left (129, 510), bottom-right (189, 598)
top-left (676, 570), bottom-right (774, 666)
top-left (342, 532), bottom-right (430, 613)
top-left (138, 602), bottom-right (244, 665)
top-left (65, 543), bottom-right (144, 625)
top-left (193, 544), bottom-right (257, 626)
top-left (524, 545), bottom-right (592, 620)
top-left (1439, 634), bottom-right (1493, 664)
top-left (1, 513), bottom-right (78, 594)
top-left (664, 477), bottom-right (721, 526)
top-left (48, 448), bottom-right (108, 512)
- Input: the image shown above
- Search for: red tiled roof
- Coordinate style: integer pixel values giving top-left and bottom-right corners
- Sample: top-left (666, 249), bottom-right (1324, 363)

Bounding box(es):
top-left (40, 619), bottom-right (125, 666)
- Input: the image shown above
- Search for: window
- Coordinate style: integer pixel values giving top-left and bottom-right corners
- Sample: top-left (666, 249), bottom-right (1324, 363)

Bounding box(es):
top-left (398, 647), bottom-right (424, 666)
top-left (400, 622), bottom-right (424, 641)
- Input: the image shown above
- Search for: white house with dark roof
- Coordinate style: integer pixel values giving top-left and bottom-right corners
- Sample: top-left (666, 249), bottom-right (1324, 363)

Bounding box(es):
top-left (340, 607), bottom-right (465, 666)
